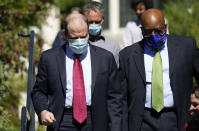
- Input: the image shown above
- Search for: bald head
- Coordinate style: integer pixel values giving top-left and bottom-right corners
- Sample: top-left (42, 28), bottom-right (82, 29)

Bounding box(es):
top-left (65, 13), bottom-right (89, 40)
top-left (66, 13), bottom-right (86, 23)
top-left (141, 9), bottom-right (166, 36)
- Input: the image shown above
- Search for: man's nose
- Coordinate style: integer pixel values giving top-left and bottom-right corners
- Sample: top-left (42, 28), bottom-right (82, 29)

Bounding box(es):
top-left (136, 10), bottom-right (141, 14)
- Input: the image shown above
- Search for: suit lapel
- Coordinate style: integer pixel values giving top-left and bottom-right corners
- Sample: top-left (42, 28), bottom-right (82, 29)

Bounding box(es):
top-left (133, 42), bottom-right (146, 83)
top-left (89, 44), bottom-right (99, 96)
top-left (56, 44), bottom-right (67, 95)
top-left (167, 35), bottom-right (179, 77)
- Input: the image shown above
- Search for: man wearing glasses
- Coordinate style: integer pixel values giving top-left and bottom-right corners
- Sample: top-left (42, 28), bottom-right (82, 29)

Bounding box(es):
top-left (120, 8), bottom-right (199, 131)
top-left (83, 1), bottom-right (120, 67)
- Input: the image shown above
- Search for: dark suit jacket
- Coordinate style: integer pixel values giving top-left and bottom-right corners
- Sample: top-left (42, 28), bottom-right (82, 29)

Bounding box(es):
top-left (31, 44), bottom-right (122, 131)
top-left (119, 35), bottom-right (199, 131)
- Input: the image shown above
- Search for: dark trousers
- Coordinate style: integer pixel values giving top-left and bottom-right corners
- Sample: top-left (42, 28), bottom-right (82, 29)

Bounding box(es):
top-left (140, 108), bottom-right (178, 131)
top-left (59, 109), bottom-right (92, 131)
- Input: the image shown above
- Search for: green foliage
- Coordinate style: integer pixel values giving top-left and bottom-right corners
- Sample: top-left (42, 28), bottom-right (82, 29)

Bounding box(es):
top-left (37, 125), bottom-right (46, 131)
top-left (55, 0), bottom-right (90, 14)
top-left (0, 0), bottom-right (52, 130)
top-left (0, 61), bottom-right (17, 131)
top-left (0, 0), bottom-right (92, 130)
top-left (162, 0), bottom-right (199, 47)
top-left (0, 0), bottom-right (47, 73)
top-left (0, 106), bottom-right (12, 131)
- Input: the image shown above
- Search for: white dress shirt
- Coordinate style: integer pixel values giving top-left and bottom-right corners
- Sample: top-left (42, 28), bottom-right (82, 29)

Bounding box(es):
top-left (65, 44), bottom-right (92, 107)
top-left (144, 40), bottom-right (174, 108)
top-left (123, 19), bottom-right (143, 47)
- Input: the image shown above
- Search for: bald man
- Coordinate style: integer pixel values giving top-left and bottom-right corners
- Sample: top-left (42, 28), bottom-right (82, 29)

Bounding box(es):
top-left (52, 9), bottom-right (82, 49)
top-left (119, 8), bottom-right (199, 131)
top-left (32, 14), bottom-right (122, 131)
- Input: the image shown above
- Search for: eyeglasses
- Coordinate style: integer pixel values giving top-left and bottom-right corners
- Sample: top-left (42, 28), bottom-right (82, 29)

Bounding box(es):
top-left (141, 27), bottom-right (165, 36)
top-left (68, 34), bottom-right (88, 40)
top-left (88, 20), bottom-right (104, 25)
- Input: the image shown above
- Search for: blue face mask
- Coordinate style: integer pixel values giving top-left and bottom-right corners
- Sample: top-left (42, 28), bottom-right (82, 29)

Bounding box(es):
top-left (69, 38), bottom-right (88, 54)
top-left (89, 24), bottom-right (102, 36)
top-left (144, 33), bottom-right (167, 49)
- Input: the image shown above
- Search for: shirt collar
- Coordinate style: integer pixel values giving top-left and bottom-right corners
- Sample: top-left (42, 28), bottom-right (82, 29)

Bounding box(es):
top-left (89, 34), bottom-right (105, 42)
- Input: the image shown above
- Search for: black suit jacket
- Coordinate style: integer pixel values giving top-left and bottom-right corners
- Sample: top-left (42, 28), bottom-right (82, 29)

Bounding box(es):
top-left (119, 35), bottom-right (199, 131)
top-left (31, 44), bottom-right (122, 131)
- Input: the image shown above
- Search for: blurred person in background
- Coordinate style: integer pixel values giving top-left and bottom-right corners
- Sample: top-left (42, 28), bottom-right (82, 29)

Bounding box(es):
top-left (123, 0), bottom-right (147, 47)
top-left (83, 1), bottom-right (120, 67)
top-left (123, 0), bottom-right (169, 47)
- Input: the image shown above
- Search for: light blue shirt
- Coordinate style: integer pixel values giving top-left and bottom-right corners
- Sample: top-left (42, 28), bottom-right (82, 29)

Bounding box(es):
top-left (144, 40), bottom-right (174, 108)
top-left (65, 44), bottom-right (92, 107)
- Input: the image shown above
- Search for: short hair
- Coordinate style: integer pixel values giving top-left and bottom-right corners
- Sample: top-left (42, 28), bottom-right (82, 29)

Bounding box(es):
top-left (131, 0), bottom-right (146, 10)
top-left (83, 1), bottom-right (104, 14)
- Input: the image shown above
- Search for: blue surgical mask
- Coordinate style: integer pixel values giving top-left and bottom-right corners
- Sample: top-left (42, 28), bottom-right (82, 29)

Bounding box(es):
top-left (144, 33), bottom-right (167, 50)
top-left (69, 38), bottom-right (88, 54)
top-left (89, 24), bottom-right (102, 36)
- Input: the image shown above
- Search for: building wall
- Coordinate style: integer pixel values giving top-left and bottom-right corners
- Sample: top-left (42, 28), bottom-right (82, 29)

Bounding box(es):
top-left (41, 6), bottom-right (60, 51)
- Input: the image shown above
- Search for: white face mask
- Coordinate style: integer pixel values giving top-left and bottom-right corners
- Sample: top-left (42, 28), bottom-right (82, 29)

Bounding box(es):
top-left (89, 24), bottom-right (102, 36)
top-left (69, 38), bottom-right (88, 54)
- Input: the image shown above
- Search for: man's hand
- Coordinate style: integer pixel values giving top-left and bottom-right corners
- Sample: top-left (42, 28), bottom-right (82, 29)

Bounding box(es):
top-left (40, 110), bottom-right (56, 126)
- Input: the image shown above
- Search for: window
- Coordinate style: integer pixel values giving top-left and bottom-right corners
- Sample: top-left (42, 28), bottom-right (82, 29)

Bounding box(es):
top-left (102, 0), bottom-right (109, 29)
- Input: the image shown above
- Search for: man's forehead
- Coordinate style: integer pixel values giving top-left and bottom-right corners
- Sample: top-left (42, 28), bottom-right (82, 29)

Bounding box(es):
top-left (68, 18), bottom-right (87, 29)
top-left (86, 10), bottom-right (103, 17)
top-left (67, 18), bottom-right (88, 36)
top-left (141, 12), bottom-right (165, 28)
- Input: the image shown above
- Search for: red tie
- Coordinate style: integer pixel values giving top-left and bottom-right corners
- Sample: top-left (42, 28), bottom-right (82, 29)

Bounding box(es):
top-left (73, 56), bottom-right (87, 124)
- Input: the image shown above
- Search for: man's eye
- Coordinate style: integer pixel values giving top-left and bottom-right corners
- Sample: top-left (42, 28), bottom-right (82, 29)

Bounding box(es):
top-left (80, 37), bottom-right (86, 39)
top-left (70, 37), bottom-right (77, 39)
top-left (95, 21), bottom-right (101, 24)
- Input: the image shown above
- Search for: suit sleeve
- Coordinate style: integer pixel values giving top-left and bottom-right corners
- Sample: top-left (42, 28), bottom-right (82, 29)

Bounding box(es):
top-left (119, 52), bottom-right (128, 131)
top-left (31, 53), bottom-right (49, 122)
top-left (193, 38), bottom-right (199, 88)
top-left (107, 54), bottom-right (122, 131)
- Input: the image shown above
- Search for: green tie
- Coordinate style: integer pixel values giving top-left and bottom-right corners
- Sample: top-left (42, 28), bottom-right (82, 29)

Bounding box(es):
top-left (152, 51), bottom-right (164, 112)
